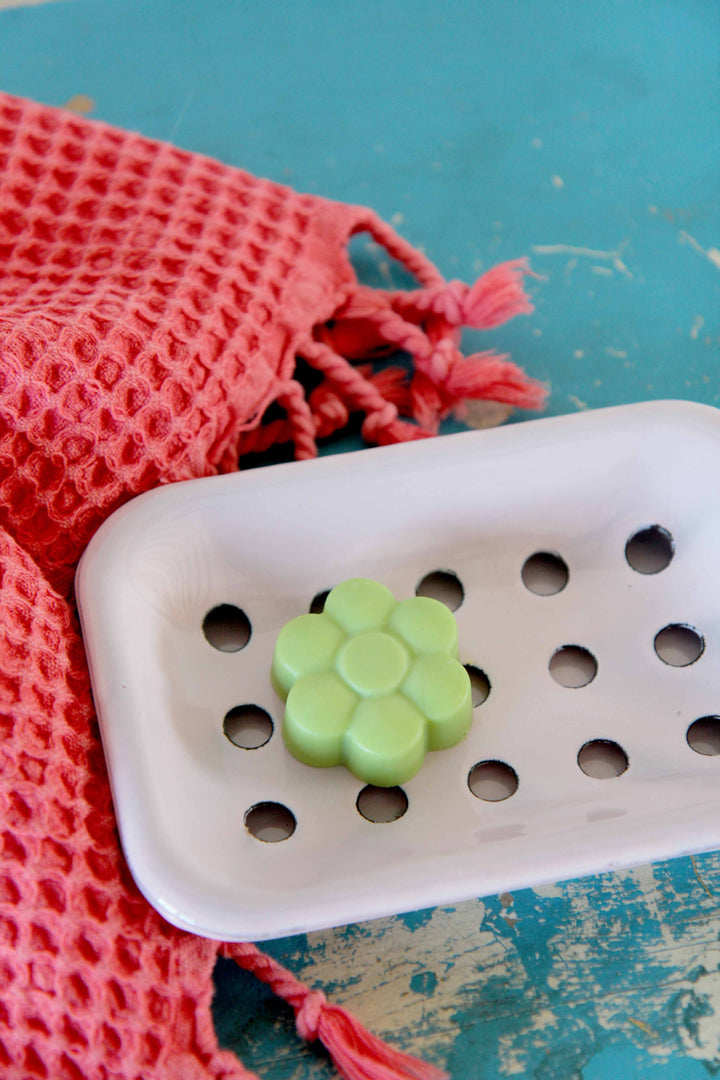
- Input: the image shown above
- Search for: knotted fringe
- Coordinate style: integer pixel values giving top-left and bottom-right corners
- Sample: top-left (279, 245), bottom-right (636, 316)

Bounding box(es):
top-left (223, 943), bottom-right (449, 1080)
top-left (238, 211), bottom-right (546, 460)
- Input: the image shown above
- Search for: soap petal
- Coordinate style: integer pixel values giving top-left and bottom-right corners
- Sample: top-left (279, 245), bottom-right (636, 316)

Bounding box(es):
top-left (402, 653), bottom-right (473, 751)
top-left (283, 672), bottom-right (358, 767)
top-left (344, 694), bottom-right (426, 786)
top-left (324, 578), bottom-right (396, 635)
top-left (272, 613), bottom-right (345, 698)
top-left (389, 596), bottom-right (459, 657)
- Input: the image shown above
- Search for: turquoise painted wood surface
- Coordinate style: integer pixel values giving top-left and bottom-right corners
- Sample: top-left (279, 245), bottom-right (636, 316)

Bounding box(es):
top-left (213, 855), bottom-right (720, 1079)
top-left (1, 1), bottom-right (719, 1077)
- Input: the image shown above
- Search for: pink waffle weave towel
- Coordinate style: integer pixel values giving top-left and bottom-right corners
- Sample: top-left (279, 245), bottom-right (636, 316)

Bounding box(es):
top-left (0, 91), bottom-right (543, 1079)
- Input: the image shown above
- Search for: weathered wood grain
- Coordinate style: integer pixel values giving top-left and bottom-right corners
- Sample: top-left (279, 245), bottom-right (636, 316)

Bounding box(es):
top-left (215, 854), bottom-right (720, 1078)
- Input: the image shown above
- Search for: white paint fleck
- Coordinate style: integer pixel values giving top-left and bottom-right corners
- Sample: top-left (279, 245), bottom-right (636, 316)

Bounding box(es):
top-left (613, 256), bottom-right (634, 279)
top-left (533, 243), bottom-right (627, 264)
top-left (378, 260), bottom-right (394, 287)
top-left (691, 316), bottom-right (705, 340)
top-left (592, 265), bottom-right (613, 276)
top-left (63, 93), bottom-right (95, 116)
top-left (534, 241), bottom-right (634, 278)
top-left (463, 401), bottom-right (515, 430)
top-left (531, 137), bottom-right (543, 149)
top-left (533, 881), bottom-right (566, 898)
top-left (551, 175), bottom-right (564, 189)
top-left (679, 231), bottom-right (720, 273)
top-left (605, 347), bottom-right (628, 359)
top-left (496, 1032), bottom-right (530, 1075)
top-left (530, 1008), bottom-right (559, 1032)
top-left (390, 212), bottom-right (405, 227)
top-left (569, 395), bottom-right (588, 410)
top-left (574, 349), bottom-right (585, 360)
top-left (679, 230), bottom-right (705, 256)
top-left (532, 328), bottom-right (543, 337)
top-left (293, 900), bottom-right (501, 1055)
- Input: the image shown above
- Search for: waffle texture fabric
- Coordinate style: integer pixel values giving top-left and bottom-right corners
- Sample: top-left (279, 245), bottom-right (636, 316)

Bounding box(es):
top-left (0, 91), bottom-right (543, 1079)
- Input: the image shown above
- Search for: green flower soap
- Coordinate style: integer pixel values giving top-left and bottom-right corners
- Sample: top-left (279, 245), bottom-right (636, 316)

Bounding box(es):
top-left (272, 578), bottom-right (473, 786)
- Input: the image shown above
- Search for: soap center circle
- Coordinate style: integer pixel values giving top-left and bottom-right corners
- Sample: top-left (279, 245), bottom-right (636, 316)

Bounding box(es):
top-left (337, 631), bottom-right (409, 696)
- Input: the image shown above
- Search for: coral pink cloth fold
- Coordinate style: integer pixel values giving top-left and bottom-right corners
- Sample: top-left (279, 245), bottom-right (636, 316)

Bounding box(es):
top-left (0, 91), bottom-right (542, 1078)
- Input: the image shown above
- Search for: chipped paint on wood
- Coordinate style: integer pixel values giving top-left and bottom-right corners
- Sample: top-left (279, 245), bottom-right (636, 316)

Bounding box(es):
top-left (214, 854), bottom-right (720, 1078)
top-left (63, 93), bottom-right (95, 115)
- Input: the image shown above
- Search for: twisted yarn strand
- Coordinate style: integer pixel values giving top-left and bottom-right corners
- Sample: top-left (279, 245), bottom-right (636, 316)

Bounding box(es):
top-left (352, 210), bottom-right (445, 289)
top-left (224, 945), bottom-right (448, 1080)
top-left (275, 379), bottom-right (318, 459)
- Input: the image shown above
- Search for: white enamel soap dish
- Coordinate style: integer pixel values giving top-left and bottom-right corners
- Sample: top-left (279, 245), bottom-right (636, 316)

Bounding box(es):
top-left (76, 401), bottom-right (720, 941)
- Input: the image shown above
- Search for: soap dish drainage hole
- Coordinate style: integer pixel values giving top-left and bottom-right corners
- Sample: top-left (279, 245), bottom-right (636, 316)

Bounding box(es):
top-left (468, 761), bottom-right (518, 802)
top-left (549, 646), bottom-right (597, 688)
top-left (464, 665), bottom-right (491, 706)
top-left (357, 785), bottom-right (408, 823)
top-left (578, 739), bottom-right (628, 779)
top-left (626, 525), bottom-right (674, 574)
top-left (687, 716), bottom-right (720, 756)
top-left (203, 604), bottom-right (251, 652)
top-left (522, 552), bottom-right (569, 595)
top-left (416, 570), bottom-right (464, 611)
top-left (654, 624), bottom-right (704, 667)
top-left (245, 802), bottom-right (296, 842)
top-left (309, 589), bottom-right (331, 614)
top-left (224, 705), bottom-right (274, 749)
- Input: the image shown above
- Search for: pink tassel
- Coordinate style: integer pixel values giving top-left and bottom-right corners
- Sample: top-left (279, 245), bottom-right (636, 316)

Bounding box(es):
top-left (387, 259), bottom-right (534, 331)
top-left (224, 944), bottom-right (448, 1080)
top-left (240, 223), bottom-right (541, 456)
top-left (458, 259), bottom-right (534, 329)
top-left (409, 371), bottom-right (443, 432)
top-left (445, 352), bottom-right (547, 409)
top-left (364, 414), bottom-right (432, 447)
top-left (357, 365), bottom-right (412, 412)
top-left (295, 990), bottom-right (449, 1080)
